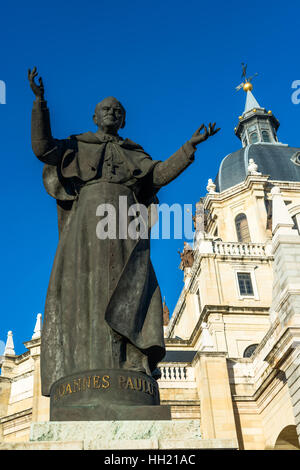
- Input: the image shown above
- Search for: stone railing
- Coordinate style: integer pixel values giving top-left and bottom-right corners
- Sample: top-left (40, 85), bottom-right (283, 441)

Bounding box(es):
top-left (212, 241), bottom-right (267, 257)
top-left (158, 364), bottom-right (194, 382)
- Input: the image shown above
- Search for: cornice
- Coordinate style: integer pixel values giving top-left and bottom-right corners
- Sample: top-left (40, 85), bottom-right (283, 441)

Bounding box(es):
top-left (0, 408), bottom-right (32, 424)
top-left (166, 304), bottom-right (270, 345)
top-left (204, 174), bottom-right (270, 211)
top-left (204, 178), bottom-right (300, 215)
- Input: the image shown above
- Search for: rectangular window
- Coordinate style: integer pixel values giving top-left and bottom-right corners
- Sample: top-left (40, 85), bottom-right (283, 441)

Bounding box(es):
top-left (237, 272), bottom-right (254, 296)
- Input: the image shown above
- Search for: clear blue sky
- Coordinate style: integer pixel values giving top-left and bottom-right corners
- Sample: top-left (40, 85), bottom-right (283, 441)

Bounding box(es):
top-left (0, 0), bottom-right (299, 354)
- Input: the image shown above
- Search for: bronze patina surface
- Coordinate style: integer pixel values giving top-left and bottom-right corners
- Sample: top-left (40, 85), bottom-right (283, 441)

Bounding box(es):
top-left (28, 67), bottom-right (219, 420)
top-left (50, 369), bottom-right (171, 421)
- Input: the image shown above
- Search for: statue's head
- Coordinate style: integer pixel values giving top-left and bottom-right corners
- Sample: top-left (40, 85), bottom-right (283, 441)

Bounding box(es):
top-left (93, 96), bottom-right (126, 134)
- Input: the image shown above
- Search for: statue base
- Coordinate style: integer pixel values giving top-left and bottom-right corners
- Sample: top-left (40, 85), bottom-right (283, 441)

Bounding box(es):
top-left (29, 420), bottom-right (206, 450)
top-left (28, 420), bottom-right (238, 450)
top-left (49, 368), bottom-right (171, 421)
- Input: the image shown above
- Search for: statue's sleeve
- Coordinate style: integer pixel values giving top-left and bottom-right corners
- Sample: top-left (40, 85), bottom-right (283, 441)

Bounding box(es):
top-left (152, 141), bottom-right (195, 188)
top-left (31, 99), bottom-right (66, 164)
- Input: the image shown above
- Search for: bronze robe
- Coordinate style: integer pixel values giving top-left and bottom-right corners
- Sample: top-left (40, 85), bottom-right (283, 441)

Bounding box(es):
top-left (31, 101), bottom-right (195, 396)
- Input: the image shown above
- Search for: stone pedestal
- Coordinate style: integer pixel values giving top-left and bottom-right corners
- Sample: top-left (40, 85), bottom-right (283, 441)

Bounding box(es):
top-left (28, 420), bottom-right (238, 449)
top-left (0, 420), bottom-right (238, 450)
top-left (29, 419), bottom-right (207, 450)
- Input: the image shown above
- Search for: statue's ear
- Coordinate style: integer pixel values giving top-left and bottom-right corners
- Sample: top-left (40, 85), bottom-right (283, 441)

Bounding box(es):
top-left (93, 114), bottom-right (98, 126)
top-left (120, 117), bottom-right (126, 129)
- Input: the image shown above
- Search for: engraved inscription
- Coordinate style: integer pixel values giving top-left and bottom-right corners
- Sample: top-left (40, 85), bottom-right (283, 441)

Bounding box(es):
top-left (52, 372), bottom-right (158, 401)
top-left (118, 375), bottom-right (157, 396)
top-left (53, 374), bottom-right (111, 401)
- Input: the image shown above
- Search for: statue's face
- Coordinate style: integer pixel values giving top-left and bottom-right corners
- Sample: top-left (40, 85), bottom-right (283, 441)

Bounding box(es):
top-left (94, 97), bottom-right (125, 133)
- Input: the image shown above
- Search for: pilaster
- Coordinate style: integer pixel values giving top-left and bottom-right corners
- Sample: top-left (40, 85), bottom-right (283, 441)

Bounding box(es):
top-left (193, 352), bottom-right (238, 444)
top-left (23, 338), bottom-right (49, 423)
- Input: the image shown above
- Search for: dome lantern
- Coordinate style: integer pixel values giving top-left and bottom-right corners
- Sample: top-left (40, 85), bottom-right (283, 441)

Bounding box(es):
top-left (235, 64), bottom-right (280, 147)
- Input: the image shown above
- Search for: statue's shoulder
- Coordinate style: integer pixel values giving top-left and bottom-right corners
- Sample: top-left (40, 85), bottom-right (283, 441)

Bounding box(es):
top-left (70, 132), bottom-right (99, 144)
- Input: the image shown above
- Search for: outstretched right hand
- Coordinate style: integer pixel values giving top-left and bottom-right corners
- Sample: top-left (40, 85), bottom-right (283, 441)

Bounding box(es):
top-left (28, 67), bottom-right (45, 100)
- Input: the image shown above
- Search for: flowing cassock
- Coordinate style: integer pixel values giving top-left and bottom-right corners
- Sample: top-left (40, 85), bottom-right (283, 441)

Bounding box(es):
top-left (31, 102), bottom-right (195, 396)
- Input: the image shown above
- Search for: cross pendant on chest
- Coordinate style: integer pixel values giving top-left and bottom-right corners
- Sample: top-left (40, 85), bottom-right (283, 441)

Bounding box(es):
top-left (111, 156), bottom-right (119, 175)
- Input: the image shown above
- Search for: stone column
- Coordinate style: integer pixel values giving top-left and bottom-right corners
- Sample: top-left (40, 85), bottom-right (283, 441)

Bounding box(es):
top-left (0, 377), bottom-right (12, 440)
top-left (207, 314), bottom-right (227, 351)
top-left (24, 339), bottom-right (49, 422)
top-left (269, 187), bottom-right (300, 444)
top-left (193, 352), bottom-right (238, 443)
top-left (270, 187), bottom-right (300, 326)
top-left (285, 344), bottom-right (300, 445)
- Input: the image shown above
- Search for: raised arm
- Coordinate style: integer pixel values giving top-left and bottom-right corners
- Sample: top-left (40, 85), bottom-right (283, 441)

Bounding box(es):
top-left (29, 67), bottom-right (64, 164)
top-left (152, 123), bottom-right (220, 187)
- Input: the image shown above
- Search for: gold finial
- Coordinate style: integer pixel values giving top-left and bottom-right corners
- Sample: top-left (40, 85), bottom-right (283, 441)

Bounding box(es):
top-left (243, 82), bottom-right (253, 92)
top-left (235, 63), bottom-right (258, 93)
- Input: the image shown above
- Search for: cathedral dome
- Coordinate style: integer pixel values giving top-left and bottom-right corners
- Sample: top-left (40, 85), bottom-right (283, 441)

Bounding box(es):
top-left (214, 70), bottom-right (300, 193)
top-left (215, 143), bottom-right (300, 192)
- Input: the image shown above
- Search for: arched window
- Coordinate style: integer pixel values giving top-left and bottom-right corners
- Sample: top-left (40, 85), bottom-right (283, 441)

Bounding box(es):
top-left (292, 213), bottom-right (300, 234)
top-left (262, 130), bottom-right (271, 142)
top-left (249, 132), bottom-right (258, 144)
top-left (242, 135), bottom-right (248, 147)
top-left (243, 344), bottom-right (258, 358)
top-left (235, 213), bottom-right (251, 243)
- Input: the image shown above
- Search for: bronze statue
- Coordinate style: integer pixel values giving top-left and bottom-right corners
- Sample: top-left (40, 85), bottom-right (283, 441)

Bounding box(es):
top-left (28, 67), bottom-right (219, 420)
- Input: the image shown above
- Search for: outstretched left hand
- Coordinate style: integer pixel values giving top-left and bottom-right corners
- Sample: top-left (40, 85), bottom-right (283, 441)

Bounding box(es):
top-left (189, 122), bottom-right (220, 148)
